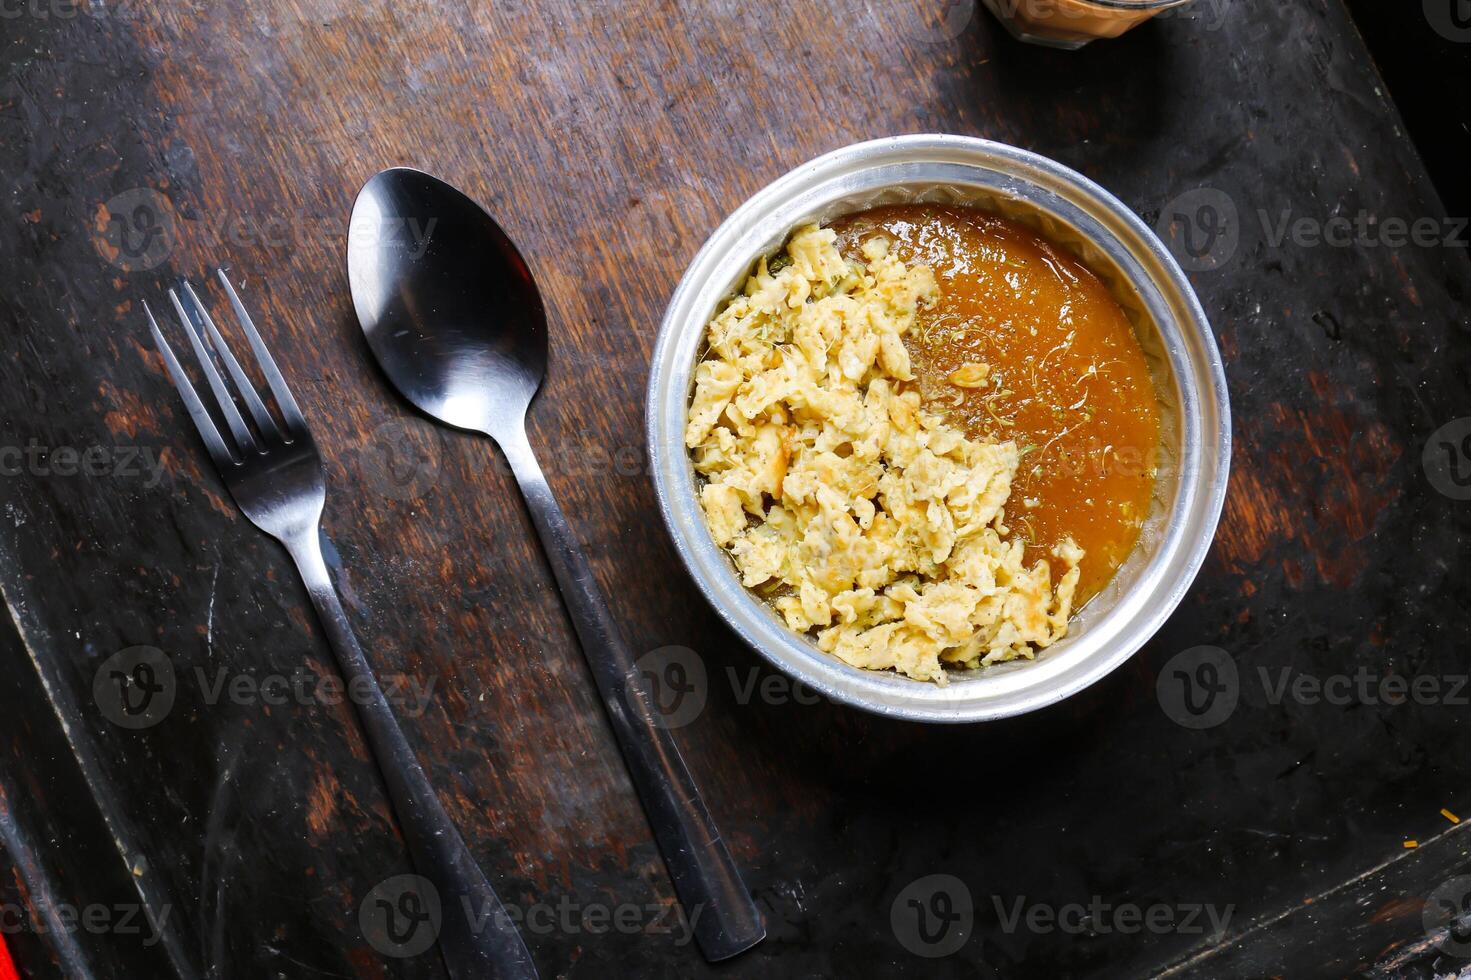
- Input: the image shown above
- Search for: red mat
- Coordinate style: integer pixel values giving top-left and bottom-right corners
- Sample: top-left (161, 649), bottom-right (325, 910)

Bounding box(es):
top-left (0, 931), bottom-right (18, 980)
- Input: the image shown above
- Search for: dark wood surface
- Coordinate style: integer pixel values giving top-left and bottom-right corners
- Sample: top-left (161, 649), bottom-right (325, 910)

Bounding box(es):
top-left (2, 1), bottom-right (1470, 977)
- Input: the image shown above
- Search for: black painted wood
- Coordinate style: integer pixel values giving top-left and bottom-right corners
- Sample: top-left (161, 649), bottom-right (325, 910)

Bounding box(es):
top-left (0, 2), bottom-right (1468, 978)
top-left (1345, 0), bottom-right (1471, 223)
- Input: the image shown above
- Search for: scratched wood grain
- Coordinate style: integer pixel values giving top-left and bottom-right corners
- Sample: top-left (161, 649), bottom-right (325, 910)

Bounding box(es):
top-left (1, 0), bottom-right (1470, 977)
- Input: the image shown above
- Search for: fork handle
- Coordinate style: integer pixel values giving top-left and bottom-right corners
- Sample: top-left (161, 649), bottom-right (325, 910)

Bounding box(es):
top-left (498, 425), bottom-right (766, 962)
top-left (287, 531), bottom-right (538, 980)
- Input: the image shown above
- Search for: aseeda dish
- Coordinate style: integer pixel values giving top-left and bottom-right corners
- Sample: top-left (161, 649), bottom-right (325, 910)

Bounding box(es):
top-left (647, 136), bottom-right (1229, 721)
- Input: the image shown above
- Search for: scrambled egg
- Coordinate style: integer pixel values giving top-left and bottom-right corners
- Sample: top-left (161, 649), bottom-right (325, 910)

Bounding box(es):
top-left (686, 225), bottom-right (1082, 683)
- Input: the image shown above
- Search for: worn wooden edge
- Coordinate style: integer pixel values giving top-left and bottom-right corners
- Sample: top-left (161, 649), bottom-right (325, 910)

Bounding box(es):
top-left (0, 592), bottom-right (181, 976)
top-left (1151, 820), bottom-right (1471, 978)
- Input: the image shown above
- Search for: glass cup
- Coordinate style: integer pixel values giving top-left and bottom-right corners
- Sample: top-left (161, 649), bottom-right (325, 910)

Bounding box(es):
top-left (981, 0), bottom-right (1193, 49)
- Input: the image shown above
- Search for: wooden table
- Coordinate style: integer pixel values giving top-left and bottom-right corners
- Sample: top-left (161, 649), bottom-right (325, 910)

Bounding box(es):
top-left (2, 1), bottom-right (1469, 977)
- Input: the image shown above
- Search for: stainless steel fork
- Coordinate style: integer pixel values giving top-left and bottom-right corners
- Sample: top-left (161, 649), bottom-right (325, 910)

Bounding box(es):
top-left (146, 270), bottom-right (538, 980)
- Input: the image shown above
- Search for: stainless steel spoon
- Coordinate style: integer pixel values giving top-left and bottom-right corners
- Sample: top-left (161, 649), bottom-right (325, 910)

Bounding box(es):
top-left (346, 167), bottom-right (765, 963)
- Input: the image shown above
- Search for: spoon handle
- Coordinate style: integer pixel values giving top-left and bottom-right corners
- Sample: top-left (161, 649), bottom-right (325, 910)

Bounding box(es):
top-left (287, 530), bottom-right (539, 980)
top-left (499, 426), bottom-right (766, 962)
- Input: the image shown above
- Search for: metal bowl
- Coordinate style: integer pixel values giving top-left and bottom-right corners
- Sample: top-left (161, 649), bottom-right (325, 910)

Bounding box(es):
top-left (646, 135), bottom-right (1230, 723)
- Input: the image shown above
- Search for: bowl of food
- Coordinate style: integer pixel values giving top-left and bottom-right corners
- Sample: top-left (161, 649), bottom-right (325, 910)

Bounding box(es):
top-left (646, 135), bottom-right (1229, 722)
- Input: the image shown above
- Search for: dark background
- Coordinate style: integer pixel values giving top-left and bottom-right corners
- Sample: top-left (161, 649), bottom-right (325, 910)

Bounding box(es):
top-left (1346, 0), bottom-right (1471, 224)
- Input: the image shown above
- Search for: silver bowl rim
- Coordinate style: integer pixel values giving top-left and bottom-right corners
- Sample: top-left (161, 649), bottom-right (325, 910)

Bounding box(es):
top-left (645, 134), bottom-right (1230, 723)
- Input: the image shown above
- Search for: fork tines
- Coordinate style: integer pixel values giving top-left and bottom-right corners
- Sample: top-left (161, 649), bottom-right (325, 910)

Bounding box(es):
top-left (146, 270), bottom-right (306, 467)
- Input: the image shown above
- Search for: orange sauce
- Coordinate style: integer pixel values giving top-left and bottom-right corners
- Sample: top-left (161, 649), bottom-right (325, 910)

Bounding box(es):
top-left (831, 205), bottom-right (1160, 602)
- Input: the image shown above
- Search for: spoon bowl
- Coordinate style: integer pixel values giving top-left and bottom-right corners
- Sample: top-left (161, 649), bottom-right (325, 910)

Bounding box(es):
top-left (349, 167), bottom-right (545, 436)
